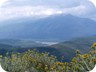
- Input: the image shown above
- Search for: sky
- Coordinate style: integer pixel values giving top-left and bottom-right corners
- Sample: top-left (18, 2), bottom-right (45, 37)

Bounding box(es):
top-left (0, 0), bottom-right (96, 21)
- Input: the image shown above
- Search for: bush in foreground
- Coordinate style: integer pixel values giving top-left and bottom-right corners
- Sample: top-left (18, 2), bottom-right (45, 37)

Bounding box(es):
top-left (1, 43), bottom-right (96, 72)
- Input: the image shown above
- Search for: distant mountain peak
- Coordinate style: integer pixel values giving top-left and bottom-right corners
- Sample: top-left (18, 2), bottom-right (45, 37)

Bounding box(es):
top-left (0, 14), bottom-right (96, 41)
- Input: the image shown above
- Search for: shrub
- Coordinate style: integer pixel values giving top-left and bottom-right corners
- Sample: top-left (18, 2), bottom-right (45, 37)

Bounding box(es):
top-left (1, 43), bottom-right (96, 72)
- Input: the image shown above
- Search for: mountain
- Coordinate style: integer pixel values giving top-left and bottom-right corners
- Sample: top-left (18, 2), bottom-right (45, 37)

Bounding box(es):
top-left (0, 39), bottom-right (48, 48)
top-left (52, 38), bottom-right (93, 54)
top-left (0, 40), bottom-right (75, 62)
top-left (37, 36), bottom-right (96, 61)
top-left (0, 36), bottom-right (96, 62)
top-left (0, 44), bottom-right (13, 49)
top-left (0, 39), bottom-right (49, 56)
top-left (0, 14), bottom-right (96, 41)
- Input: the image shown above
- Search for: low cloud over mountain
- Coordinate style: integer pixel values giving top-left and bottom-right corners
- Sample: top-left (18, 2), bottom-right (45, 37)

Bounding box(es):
top-left (0, 0), bottom-right (96, 21)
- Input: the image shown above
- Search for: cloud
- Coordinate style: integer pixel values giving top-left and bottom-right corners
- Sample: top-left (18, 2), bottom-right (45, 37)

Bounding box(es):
top-left (8, 0), bottom-right (94, 8)
top-left (0, 0), bottom-right (96, 21)
top-left (89, 0), bottom-right (96, 7)
top-left (0, 6), bottom-right (63, 21)
top-left (62, 5), bottom-right (86, 15)
top-left (0, 5), bottom-right (86, 20)
top-left (0, 0), bottom-right (8, 7)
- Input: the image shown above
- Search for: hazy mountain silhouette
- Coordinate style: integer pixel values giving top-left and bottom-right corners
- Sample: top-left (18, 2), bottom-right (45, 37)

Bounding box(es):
top-left (0, 14), bottom-right (96, 41)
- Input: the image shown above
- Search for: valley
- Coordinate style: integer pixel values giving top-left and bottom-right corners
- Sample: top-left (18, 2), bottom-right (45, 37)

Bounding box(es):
top-left (0, 14), bottom-right (96, 62)
top-left (0, 36), bottom-right (96, 62)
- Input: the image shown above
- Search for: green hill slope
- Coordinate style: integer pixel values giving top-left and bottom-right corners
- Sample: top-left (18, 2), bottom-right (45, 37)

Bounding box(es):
top-left (0, 36), bottom-right (96, 61)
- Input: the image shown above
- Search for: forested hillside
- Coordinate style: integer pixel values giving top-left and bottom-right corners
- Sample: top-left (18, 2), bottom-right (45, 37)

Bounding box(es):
top-left (0, 36), bottom-right (96, 61)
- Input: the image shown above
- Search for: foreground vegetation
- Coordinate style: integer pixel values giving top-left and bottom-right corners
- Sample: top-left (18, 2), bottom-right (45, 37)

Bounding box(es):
top-left (0, 43), bottom-right (96, 72)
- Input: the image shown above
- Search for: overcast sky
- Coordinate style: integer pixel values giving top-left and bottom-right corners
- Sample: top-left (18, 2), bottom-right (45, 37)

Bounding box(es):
top-left (0, 0), bottom-right (96, 21)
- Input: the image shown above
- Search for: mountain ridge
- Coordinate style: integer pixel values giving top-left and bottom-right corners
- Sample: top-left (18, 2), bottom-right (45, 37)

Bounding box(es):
top-left (0, 14), bottom-right (96, 41)
top-left (0, 36), bottom-right (96, 61)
